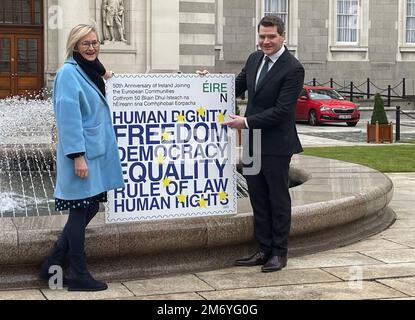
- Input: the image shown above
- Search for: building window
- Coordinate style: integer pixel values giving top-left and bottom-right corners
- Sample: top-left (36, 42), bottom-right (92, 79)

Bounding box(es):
top-left (398, 0), bottom-right (415, 60)
top-left (336, 0), bottom-right (359, 43)
top-left (264, 0), bottom-right (288, 26)
top-left (258, 0), bottom-right (298, 55)
top-left (407, 0), bottom-right (415, 43)
top-left (328, 0), bottom-right (368, 61)
top-left (0, 0), bottom-right (42, 26)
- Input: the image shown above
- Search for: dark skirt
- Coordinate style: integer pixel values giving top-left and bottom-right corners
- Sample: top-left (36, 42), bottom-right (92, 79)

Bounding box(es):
top-left (55, 192), bottom-right (107, 211)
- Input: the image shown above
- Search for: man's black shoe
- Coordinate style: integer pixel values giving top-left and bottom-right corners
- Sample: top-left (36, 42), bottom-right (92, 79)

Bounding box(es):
top-left (235, 251), bottom-right (269, 267)
top-left (261, 255), bottom-right (287, 272)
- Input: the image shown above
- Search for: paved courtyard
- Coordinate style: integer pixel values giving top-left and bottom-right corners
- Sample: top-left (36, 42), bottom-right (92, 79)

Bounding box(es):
top-left (0, 173), bottom-right (413, 300)
top-left (0, 112), bottom-right (414, 300)
top-left (296, 119), bottom-right (415, 144)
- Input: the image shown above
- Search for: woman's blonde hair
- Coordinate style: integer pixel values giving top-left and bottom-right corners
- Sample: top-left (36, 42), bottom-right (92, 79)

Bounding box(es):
top-left (65, 24), bottom-right (98, 59)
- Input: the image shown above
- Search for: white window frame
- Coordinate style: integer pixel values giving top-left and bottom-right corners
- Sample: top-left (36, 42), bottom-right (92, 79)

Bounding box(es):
top-left (398, 0), bottom-right (415, 61)
top-left (336, 0), bottom-right (359, 44)
top-left (264, 0), bottom-right (289, 26)
top-left (406, 0), bottom-right (415, 44)
top-left (328, 0), bottom-right (369, 61)
top-left (256, 0), bottom-right (299, 55)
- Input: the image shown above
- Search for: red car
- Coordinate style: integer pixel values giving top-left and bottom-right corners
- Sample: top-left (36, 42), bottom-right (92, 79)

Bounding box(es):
top-left (295, 86), bottom-right (360, 126)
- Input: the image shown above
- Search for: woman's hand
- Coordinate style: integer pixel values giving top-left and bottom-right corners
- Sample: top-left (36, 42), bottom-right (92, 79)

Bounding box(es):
top-left (103, 70), bottom-right (114, 80)
top-left (74, 156), bottom-right (88, 179)
top-left (196, 69), bottom-right (210, 76)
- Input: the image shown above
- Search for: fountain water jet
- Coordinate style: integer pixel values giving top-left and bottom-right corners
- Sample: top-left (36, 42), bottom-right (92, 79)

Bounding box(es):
top-left (0, 94), bottom-right (57, 217)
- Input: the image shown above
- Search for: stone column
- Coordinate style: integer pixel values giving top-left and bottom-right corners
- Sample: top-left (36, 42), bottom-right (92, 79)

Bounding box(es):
top-left (148, 0), bottom-right (179, 72)
top-left (57, 0), bottom-right (90, 65)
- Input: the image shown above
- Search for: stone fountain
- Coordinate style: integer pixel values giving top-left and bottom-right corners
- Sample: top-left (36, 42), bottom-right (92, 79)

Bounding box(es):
top-left (0, 96), bottom-right (396, 289)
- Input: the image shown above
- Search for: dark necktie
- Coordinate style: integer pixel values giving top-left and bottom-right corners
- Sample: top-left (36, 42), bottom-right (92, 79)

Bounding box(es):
top-left (256, 56), bottom-right (271, 90)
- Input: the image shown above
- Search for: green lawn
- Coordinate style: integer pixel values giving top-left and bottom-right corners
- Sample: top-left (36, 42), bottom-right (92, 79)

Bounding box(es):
top-left (302, 144), bottom-right (415, 172)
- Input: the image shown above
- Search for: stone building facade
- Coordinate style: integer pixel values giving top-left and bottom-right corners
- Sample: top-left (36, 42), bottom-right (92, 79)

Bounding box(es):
top-left (0, 0), bottom-right (414, 98)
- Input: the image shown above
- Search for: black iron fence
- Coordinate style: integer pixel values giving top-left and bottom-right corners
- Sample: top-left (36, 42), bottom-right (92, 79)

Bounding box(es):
top-left (305, 78), bottom-right (407, 107)
top-left (395, 106), bottom-right (415, 141)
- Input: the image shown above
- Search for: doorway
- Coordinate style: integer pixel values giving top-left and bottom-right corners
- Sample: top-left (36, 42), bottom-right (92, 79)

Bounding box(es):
top-left (0, 0), bottom-right (44, 98)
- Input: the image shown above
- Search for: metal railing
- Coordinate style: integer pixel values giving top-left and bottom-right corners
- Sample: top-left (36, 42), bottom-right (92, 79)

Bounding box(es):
top-left (395, 105), bottom-right (415, 141)
top-left (305, 78), bottom-right (406, 107)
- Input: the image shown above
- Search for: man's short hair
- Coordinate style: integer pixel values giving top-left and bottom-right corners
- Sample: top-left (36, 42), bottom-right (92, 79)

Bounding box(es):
top-left (258, 15), bottom-right (285, 35)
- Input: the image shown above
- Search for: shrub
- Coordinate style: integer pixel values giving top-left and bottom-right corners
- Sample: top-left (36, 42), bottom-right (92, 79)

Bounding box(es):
top-left (370, 93), bottom-right (389, 125)
top-left (235, 101), bottom-right (240, 115)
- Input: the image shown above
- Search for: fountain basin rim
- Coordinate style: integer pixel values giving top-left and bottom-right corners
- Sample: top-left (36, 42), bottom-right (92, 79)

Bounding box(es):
top-left (0, 154), bottom-right (394, 266)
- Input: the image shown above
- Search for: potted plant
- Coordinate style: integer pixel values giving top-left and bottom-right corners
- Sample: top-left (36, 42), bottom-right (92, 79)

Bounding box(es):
top-left (366, 93), bottom-right (393, 143)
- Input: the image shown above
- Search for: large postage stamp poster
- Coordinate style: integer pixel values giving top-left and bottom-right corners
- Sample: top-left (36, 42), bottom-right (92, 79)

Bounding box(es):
top-left (105, 74), bottom-right (237, 223)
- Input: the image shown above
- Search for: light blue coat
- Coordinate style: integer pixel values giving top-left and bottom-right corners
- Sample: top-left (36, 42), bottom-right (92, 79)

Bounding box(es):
top-left (53, 58), bottom-right (125, 200)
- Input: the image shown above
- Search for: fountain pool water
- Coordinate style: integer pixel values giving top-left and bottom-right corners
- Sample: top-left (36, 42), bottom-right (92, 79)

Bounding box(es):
top-left (0, 95), bottom-right (58, 217)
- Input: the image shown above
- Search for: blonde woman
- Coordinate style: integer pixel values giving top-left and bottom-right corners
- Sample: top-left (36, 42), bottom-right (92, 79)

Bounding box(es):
top-left (40, 24), bottom-right (124, 291)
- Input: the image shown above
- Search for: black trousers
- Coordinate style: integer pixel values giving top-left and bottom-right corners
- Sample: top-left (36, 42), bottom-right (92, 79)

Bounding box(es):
top-left (245, 155), bottom-right (292, 256)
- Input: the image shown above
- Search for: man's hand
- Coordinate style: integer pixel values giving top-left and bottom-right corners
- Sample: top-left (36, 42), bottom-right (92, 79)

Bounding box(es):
top-left (74, 156), bottom-right (88, 179)
top-left (223, 115), bottom-right (247, 129)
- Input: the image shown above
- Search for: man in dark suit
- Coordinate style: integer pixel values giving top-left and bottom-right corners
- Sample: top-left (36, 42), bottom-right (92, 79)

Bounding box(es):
top-left (224, 15), bottom-right (304, 272)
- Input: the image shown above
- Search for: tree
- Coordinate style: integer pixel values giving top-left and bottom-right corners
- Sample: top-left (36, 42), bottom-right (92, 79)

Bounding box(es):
top-left (370, 93), bottom-right (388, 125)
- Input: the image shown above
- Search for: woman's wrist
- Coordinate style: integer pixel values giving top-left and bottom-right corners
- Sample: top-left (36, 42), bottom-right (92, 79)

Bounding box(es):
top-left (67, 152), bottom-right (85, 160)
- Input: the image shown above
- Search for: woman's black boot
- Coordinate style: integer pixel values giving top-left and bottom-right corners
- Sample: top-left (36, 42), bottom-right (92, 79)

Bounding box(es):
top-left (39, 236), bottom-right (68, 285)
top-left (67, 254), bottom-right (107, 292)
